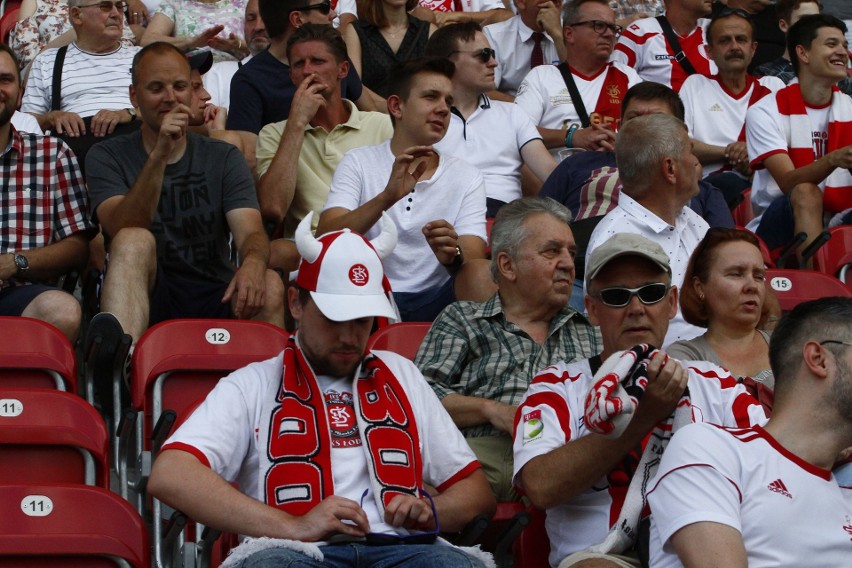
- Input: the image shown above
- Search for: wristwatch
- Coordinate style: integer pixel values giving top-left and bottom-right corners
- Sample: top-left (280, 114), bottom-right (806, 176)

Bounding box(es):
top-left (13, 253), bottom-right (29, 275)
top-left (126, 107), bottom-right (137, 120)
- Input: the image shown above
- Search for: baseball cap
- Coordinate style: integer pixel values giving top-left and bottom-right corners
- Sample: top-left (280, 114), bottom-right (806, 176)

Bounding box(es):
top-left (294, 213), bottom-right (399, 322)
top-left (187, 50), bottom-right (213, 75)
top-left (585, 233), bottom-right (671, 288)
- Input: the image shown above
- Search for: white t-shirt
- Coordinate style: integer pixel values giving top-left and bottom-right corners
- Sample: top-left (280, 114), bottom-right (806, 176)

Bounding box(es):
top-left (483, 16), bottom-right (561, 96)
top-left (515, 62), bottom-right (640, 158)
top-left (162, 345), bottom-right (479, 538)
top-left (744, 91), bottom-right (844, 231)
top-left (612, 16), bottom-right (715, 92)
top-left (648, 422), bottom-right (852, 568)
top-left (681, 74), bottom-right (784, 177)
top-left (22, 43), bottom-right (139, 118)
top-left (585, 194), bottom-right (709, 346)
top-left (513, 358), bottom-right (768, 568)
top-left (203, 55), bottom-right (253, 110)
top-left (434, 96), bottom-right (542, 203)
top-left (324, 140), bottom-right (487, 293)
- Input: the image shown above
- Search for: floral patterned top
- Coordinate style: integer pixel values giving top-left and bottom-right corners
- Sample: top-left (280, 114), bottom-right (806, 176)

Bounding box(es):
top-left (10, 0), bottom-right (135, 70)
top-left (154, 0), bottom-right (247, 63)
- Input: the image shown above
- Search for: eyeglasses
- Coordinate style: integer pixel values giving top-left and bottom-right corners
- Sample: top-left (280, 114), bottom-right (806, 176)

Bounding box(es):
top-left (819, 340), bottom-right (852, 348)
top-left (75, 0), bottom-right (128, 11)
top-left (595, 283), bottom-right (670, 308)
top-left (569, 20), bottom-right (623, 37)
top-left (296, 0), bottom-right (332, 15)
top-left (360, 488), bottom-right (440, 545)
top-left (450, 47), bottom-right (496, 63)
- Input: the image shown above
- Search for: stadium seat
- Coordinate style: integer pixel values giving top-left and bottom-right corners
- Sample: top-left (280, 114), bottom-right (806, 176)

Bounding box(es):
top-left (0, 4), bottom-right (19, 45)
top-left (766, 268), bottom-right (852, 312)
top-left (0, 483), bottom-right (149, 567)
top-left (0, 317), bottom-right (77, 392)
top-left (513, 504), bottom-right (549, 568)
top-left (0, 388), bottom-right (109, 488)
top-left (731, 188), bottom-right (754, 227)
top-left (365, 322), bottom-right (432, 360)
top-left (812, 225), bottom-right (852, 283)
top-left (120, 319), bottom-right (288, 567)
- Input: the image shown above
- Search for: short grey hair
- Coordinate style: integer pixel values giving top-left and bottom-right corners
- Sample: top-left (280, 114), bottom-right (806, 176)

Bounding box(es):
top-left (615, 113), bottom-right (689, 197)
top-left (562, 0), bottom-right (610, 25)
top-left (490, 197), bottom-right (572, 281)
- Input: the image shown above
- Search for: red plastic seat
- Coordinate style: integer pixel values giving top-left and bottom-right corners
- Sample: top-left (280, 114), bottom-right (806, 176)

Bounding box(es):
top-left (766, 268), bottom-right (852, 312)
top-left (513, 504), bottom-right (550, 568)
top-left (0, 483), bottom-right (149, 567)
top-left (365, 322), bottom-right (432, 360)
top-left (0, 5), bottom-right (19, 45)
top-left (811, 225), bottom-right (852, 283)
top-left (731, 188), bottom-right (754, 228)
top-left (0, 317), bottom-right (77, 392)
top-left (0, 388), bottom-right (109, 488)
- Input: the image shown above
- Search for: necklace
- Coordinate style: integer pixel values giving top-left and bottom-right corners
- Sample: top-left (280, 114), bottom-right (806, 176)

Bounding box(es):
top-left (382, 25), bottom-right (408, 37)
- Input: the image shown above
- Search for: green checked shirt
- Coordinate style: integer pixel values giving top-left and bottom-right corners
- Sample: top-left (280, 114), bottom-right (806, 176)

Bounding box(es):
top-left (415, 293), bottom-right (601, 439)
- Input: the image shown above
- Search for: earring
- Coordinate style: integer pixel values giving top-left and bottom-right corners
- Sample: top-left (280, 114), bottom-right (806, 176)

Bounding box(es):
top-left (699, 293), bottom-right (705, 302)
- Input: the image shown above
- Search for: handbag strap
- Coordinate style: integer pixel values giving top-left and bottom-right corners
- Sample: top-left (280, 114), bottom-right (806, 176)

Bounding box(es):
top-left (655, 15), bottom-right (698, 77)
top-left (557, 62), bottom-right (590, 128)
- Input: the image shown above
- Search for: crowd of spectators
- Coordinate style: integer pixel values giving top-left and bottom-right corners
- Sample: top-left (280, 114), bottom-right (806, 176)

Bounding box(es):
top-left (2, 0), bottom-right (851, 565)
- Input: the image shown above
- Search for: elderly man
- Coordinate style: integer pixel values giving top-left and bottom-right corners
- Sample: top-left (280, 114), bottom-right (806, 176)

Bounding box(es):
top-left (483, 0), bottom-right (566, 99)
top-left (613, 0), bottom-right (715, 91)
top-left (148, 215), bottom-right (495, 568)
top-left (515, 0), bottom-right (640, 156)
top-left (586, 113), bottom-right (708, 347)
top-left (416, 197), bottom-right (600, 501)
top-left (86, 42), bottom-right (284, 347)
top-left (648, 297), bottom-right (852, 566)
top-left (21, 0), bottom-right (140, 157)
top-left (256, 24), bottom-right (392, 236)
top-left (680, 9), bottom-right (783, 205)
top-left (514, 233), bottom-right (767, 568)
top-left (317, 58), bottom-right (488, 322)
top-left (0, 44), bottom-right (95, 342)
top-left (425, 22), bottom-right (557, 216)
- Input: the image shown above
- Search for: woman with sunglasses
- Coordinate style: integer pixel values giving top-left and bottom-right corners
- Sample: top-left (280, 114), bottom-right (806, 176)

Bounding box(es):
top-left (141, 0), bottom-right (249, 62)
top-left (343, 0), bottom-right (435, 99)
top-left (667, 228), bottom-right (774, 388)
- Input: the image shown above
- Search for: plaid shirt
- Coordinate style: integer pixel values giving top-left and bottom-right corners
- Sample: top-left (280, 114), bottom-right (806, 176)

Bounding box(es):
top-left (415, 293), bottom-right (601, 438)
top-left (0, 127), bottom-right (94, 286)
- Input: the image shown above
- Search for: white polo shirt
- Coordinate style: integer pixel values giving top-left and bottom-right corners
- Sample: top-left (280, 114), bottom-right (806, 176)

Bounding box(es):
top-left (435, 95), bottom-right (542, 204)
top-left (483, 16), bottom-right (560, 96)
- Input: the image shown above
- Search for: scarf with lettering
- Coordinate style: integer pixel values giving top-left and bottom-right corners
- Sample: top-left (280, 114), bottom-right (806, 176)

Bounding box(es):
top-left (583, 344), bottom-right (692, 555)
top-left (265, 335), bottom-right (423, 517)
top-left (766, 83), bottom-right (852, 212)
top-left (587, 63), bottom-right (633, 130)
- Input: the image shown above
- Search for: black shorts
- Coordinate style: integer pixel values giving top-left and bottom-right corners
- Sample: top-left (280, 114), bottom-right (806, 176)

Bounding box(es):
top-left (0, 284), bottom-right (57, 315)
top-left (148, 269), bottom-right (232, 326)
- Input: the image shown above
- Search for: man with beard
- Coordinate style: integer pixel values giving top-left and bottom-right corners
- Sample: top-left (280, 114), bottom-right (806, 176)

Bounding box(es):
top-left (679, 9), bottom-right (784, 205)
top-left (613, 0), bottom-right (716, 91)
top-left (0, 44), bottom-right (95, 342)
top-left (648, 296), bottom-right (852, 566)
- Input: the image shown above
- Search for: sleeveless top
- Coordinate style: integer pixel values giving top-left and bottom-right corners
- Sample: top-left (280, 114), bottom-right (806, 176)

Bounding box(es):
top-left (353, 15), bottom-right (429, 98)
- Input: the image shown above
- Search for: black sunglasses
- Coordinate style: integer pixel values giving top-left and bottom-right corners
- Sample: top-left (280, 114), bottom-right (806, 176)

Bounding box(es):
top-left (715, 7), bottom-right (751, 20)
top-left (596, 283), bottom-right (670, 308)
top-left (450, 47), bottom-right (496, 63)
top-left (297, 0), bottom-right (331, 15)
top-left (360, 488), bottom-right (440, 545)
top-left (569, 20), bottom-right (623, 37)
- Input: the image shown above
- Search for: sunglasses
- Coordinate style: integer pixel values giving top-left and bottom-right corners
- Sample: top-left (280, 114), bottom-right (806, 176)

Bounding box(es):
top-left (569, 20), bottom-right (623, 37)
top-left (450, 47), bottom-right (496, 63)
top-left (297, 0), bottom-right (332, 15)
top-left (715, 7), bottom-right (751, 20)
top-left (595, 283), bottom-right (670, 308)
top-left (76, 0), bottom-right (128, 11)
top-left (360, 488), bottom-right (440, 545)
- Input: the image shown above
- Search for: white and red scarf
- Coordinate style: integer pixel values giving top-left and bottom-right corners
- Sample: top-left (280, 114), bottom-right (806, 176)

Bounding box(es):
top-left (582, 63), bottom-right (633, 129)
top-left (265, 336), bottom-right (423, 517)
top-left (773, 83), bottom-right (852, 212)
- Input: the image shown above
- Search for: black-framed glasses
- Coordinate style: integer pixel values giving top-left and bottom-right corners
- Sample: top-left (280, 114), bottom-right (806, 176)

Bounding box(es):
top-left (76, 0), bottom-right (128, 11)
top-left (569, 20), bottom-right (623, 37)
top-left (819, 340), bottom-right (852, 348)
top-left (450, 47), bottom-right (496, 63)
top-left (360, 488), bottom-right (440, 545)
top-left (596, 283), bottom-right (670, 308)
top-left (296, 0), bottom-right (332, 15)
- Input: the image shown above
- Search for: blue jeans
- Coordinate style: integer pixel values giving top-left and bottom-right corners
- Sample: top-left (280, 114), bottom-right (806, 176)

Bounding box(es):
top-left (233, 542), bottom-right (486, 567)
top-left (392, 277), bottom-right (456, 322)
